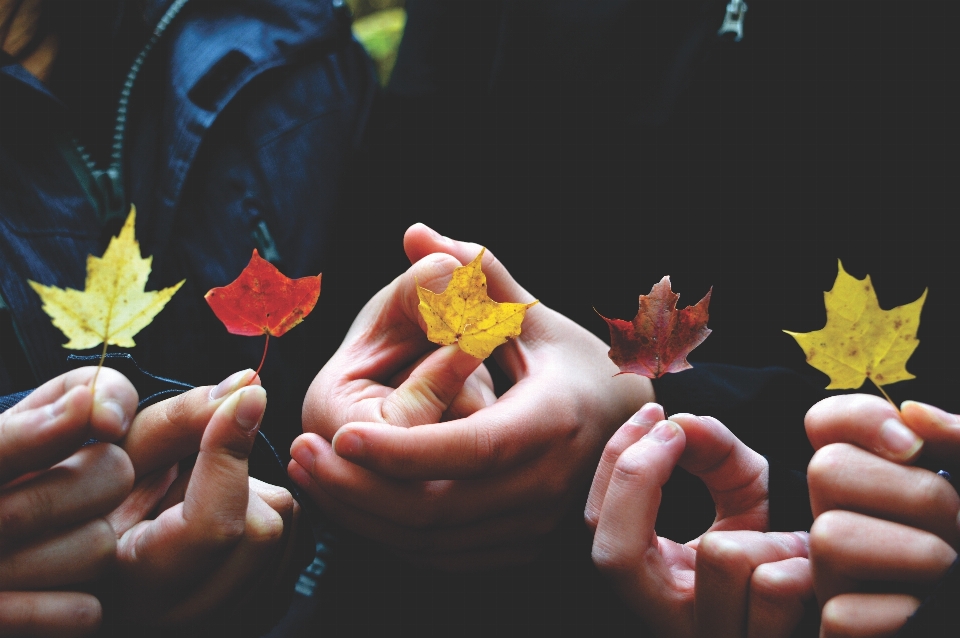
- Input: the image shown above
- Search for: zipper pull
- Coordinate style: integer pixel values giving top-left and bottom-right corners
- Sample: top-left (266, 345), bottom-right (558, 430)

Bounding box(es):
top-left (718, 0), bottom-right (748, 42)
top-left (93, 168), bottom-right (128, 222)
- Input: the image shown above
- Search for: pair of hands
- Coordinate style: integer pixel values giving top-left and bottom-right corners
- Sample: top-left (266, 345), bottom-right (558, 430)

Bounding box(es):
top-left (289, 224), bottom-right (654, 570)
top-left (585, 403), bottom-right (813, 638)
top-left (585, 393), bottom-right (960, 638)
top-left (0, 366), bottom-right (297, 637)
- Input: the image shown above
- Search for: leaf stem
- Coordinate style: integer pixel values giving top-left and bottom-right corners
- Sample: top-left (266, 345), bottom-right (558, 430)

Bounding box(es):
top-left (91, 340), bottom-right (109, 394)
top-left (870, 377), bottom-right (897, 409)
top-left (256, 333), bottom-right (269, 377)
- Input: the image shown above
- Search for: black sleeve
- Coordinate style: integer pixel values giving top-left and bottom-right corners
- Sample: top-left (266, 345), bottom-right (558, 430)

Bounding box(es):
top-left (896, 557), bottom-right (960, 637)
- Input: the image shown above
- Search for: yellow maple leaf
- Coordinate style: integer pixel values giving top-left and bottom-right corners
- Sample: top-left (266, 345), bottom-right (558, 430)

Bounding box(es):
top-left (784, 260), bottom-right (926, 398)
top-left (417, 248), bottom-right (538, 359)
top-left (28, 206), bottom-right (184, 351)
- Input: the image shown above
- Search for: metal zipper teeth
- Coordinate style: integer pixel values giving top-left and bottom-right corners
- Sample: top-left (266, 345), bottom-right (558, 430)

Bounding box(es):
top-left (73, 0), bottom-right (190, 204)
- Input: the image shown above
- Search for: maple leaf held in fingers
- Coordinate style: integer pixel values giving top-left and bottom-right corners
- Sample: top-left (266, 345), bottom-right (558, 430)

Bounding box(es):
top-left (205, 249), bottom-right (321, 374)
top-left (417, 248), bottom-right (538, 360)
top-left (784, 260), bottom-right (926, 393)
top-left (29, 206), bottom-right (184, 350)
top-left (599, 276), bottom-right (712, 379)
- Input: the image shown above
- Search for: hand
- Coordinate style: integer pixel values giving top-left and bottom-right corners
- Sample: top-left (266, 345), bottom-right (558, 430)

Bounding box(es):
top-left (586, 403), bottom-right (813, 638)
top-left (805, 395), bottom-right (960, 638)
top-left (290, 224), bottom-right (653, 570)
top-left (0, 367), bottom-right (137, 638)
top-left (105, 370), bottom-right (299, 627)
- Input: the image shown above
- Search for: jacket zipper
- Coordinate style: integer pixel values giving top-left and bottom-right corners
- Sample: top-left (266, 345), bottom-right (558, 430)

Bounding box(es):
top-left (63, 0), bottom-right (190, 224)
top-left (718, 0), bottom-right (748, 42)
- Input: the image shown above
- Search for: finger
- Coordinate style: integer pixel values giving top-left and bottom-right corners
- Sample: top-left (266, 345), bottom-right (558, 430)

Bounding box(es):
top-left (810, 510), bottom-right (957, 603)
top-left (808, 443), bottom-right (960, 547)
top-left (0, 519), bottom-right (115, 589)
top-left (900, 400), bottom-right (960, 459)
top-left (290, 433), bottom-right (564, 529)
top-left (0, 386), bottom-right (92, 485)
top-left (106, 465), bottom-right (178, 537)
top-left (590, 421), bottom-right (686, 597)
top-left (1, 367), bottom-right (138, 443)
top-left (821, 593), bottom-right (920, 638)
top-left (121, 369), bottom-right (258, 478)
top-left (161, 489), bottom-right (285, 625)
top-left (669, 414), bottom-right (769, 530)
top-left (0, 443), bottom-right (133, 540)
top-left (326, 377), bottom-right (564, 479)
top-left (119, 386), bottom-right (265, 581)
top-left (584, 402), bottom-right (665, 532)
top-left (747, 556), bottom-right (813, 638)
top-left (694, 531), bottom-right (809, 638)
top-left (441, 365), bottom-right (497, 422)
top-left (376, 345), bottom-right (483, 427)
top-left (805, 394), bottom-right (923, 463)
top-left (289, 457), bottom-right (561, 554)
top-left (0, 591), bottom-right (102, 638)
top-left (403, 224), bottom-right (537, 306)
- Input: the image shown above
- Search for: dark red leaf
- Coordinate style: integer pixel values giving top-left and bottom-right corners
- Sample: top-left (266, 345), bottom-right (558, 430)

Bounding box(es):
top-left (205, 249), bottom-right (321, 337)
top-left (599, 276), bottom-right (712, 378)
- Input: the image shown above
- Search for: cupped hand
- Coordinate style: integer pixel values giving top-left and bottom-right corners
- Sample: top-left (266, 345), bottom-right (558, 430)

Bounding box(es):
top-left (0, 367), bottom-right (138, 638)
top-left (290, 224), bottom-right (652, 570)
top-left (105, 370), bottom-right (299, 627)
top-left (586, 403), bottom-right (813, 638)
top-left (805, 394), bottom-right (960, 638)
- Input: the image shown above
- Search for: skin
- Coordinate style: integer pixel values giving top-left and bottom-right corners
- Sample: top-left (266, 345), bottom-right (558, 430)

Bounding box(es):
top-left (109, 370), bottom-right (300, 626)
top-left (0, 367), bottom-right (299, 635)
top-left (290, 224), bottom-right (653, 570)
top-left (0, 367), bottom-right (137, 638)
top-left (586, 403), bottom-right (813, 638)
top-left (805, 395), bottom-right (960, 638)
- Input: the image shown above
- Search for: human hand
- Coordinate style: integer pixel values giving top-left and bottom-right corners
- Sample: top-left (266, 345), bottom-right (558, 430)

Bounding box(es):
top-left (586, 403), bottom-right (813, 638)
top-left (104, 370), bottom-right (300, 627)
top-left (0, 367), bottom-right (137, 637)
top-left (290, 224), bottom-right (653, 570)
top-left (806, 395), bottom-right (960, 637)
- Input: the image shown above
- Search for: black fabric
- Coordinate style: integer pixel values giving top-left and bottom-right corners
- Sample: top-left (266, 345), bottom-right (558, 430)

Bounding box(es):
top-left (897, 557), bottom-right (960, 637)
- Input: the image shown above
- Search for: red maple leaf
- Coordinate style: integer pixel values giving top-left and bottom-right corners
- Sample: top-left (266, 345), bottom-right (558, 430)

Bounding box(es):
top-left (598, 277), bottom-right (712, 378)
top-left (205, 249), bottom-right (321, 373)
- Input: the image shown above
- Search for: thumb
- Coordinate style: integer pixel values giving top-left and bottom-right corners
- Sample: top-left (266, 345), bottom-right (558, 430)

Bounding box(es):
top-left (339, 346), bottom-right (482, 435)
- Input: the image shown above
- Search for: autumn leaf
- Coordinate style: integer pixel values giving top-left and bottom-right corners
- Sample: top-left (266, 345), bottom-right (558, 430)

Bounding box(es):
top-left (29, 206), bottom-right (184, 354)
top-left (784, 260), bottom-right (927, 401)
top-left (598, 276), bottom-right (712, 378)
top-left (205, 249), bottom-right (321, 373)
top-left (417, 248), bottom-right (538, 360)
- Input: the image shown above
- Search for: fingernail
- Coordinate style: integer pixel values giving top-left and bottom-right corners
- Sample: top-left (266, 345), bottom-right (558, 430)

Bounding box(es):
top-left (879, 418), bottom-right (923, 459)
top-left (99, 399), bottom-right (129, 433)
top-left (648, 420), bottom-right (681, 442)
top-left (629, 402), bottom-right (663, 426)
top-left (333, 431), bottom-right (363, 458)
top-left (290, 438), bottom-right (317, 471)
top-left (902, 401), bottom-right (960, 430)
top-left (235, 386), bottom-right (266, 432)
top-left (211, 369), bottom-right (256, 400)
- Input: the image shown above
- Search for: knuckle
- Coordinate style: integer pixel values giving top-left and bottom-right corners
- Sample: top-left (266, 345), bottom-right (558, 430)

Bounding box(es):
top-left (915, 471), bottom-right (960, 515)
top-left (208, 512), bottom-right (247, 545)
top-left (809, 511), bottom-right (848, 559)
top-left (696, 532), bottom-right (748, 573)
top-left (469, 425), bottom-right (502, 472)
top-left (807, 444), bottom-right (850, 488)
top-left (246, 509), bottom-right (285, 545)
